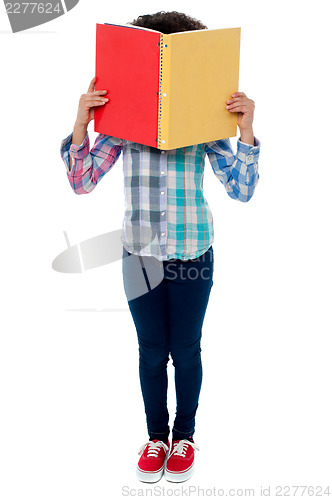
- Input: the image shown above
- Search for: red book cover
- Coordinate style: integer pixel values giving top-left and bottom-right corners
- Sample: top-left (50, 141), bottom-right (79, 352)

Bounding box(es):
top-left (94, 23), bottom-right (161, 148)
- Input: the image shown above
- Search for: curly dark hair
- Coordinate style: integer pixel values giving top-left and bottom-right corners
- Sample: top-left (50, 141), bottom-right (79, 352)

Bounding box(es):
top-left (128, 11), bottom-right (208, 34)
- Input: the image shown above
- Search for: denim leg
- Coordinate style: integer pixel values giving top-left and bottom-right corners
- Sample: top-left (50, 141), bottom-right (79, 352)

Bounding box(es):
top-left (166, 246), bottom-right (214, 440)
top-left (124, 252), bottom-right (171, 441)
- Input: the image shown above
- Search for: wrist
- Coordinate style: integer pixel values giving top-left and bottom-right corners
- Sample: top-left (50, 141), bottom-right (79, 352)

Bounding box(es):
top-left (239, 127), bottom-right (254, 146)
top-left (74, 119), bottom-right (88, 131)
top-left (72, 120), bottom-right (89, 149)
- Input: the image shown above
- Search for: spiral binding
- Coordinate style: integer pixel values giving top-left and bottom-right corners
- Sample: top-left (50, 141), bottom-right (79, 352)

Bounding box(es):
top-left (157, 34), bottom-right (164, 148)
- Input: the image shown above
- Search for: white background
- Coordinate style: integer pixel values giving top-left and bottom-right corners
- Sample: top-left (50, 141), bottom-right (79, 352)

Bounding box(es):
top-left (1, 0), bottom-right (331, 498)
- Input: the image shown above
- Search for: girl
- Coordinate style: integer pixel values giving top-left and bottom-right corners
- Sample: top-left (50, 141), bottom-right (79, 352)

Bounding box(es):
top-left (60, 10), bottom-right (260, 484)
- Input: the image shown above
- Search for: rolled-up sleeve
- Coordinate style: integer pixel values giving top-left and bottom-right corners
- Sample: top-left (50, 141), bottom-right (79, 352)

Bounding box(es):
top-left (205, 136), bottom-right (261, 202)
top-left (60, 132), bottom-right (123, 195)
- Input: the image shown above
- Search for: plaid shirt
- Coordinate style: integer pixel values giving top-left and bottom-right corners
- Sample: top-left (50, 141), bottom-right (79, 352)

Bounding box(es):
top-left (60, 132), bottom-right (260, 261)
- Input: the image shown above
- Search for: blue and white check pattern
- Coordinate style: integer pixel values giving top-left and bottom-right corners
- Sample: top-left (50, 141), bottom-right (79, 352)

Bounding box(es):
top-left (60, 132), bottom-right (260, 261)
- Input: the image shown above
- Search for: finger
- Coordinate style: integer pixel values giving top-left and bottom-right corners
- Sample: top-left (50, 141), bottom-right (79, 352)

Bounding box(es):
top-left (226, 102), bottom-right (247, 110)
top-left (91, 95), bottom-right (109, 100)
top-left (87, 76), bottom-right (96, 93)
top-left (86, 97), bottom-right (109, 105)
top-left (227, 105), bottom-right (248, 113)
top-left (87, 89), bottom-right (108, 96)
top-left (226, 97), bottom-right (245, 104)
top-left (231, 91), bottom-right (247, 98)
top-left (85, 95), bottom-right (108, 102)
top-left (89, 100), bottom-right (108, 106)
top-left (226, 100), bottom-right (252, 110)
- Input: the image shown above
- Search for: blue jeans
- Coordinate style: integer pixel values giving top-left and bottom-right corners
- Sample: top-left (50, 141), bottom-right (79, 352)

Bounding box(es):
top-left (122, 245), bottom-right (214, 442)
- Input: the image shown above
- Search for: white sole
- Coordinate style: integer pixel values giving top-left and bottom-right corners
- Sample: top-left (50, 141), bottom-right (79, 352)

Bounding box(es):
top-left (136, 465), bottom-right (164, 483)
top-left (164, 463), bottom-right (195, 482)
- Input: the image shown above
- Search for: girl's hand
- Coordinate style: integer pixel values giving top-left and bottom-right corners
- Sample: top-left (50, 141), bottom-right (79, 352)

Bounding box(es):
top-left (226, 92), bottom-right (255, 132)
top-left (75, 76), bottom-right (109, 127)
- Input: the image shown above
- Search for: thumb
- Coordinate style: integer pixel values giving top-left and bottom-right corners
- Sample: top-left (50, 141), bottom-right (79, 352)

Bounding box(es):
top-left (87, 76), bottom-right (96, 93)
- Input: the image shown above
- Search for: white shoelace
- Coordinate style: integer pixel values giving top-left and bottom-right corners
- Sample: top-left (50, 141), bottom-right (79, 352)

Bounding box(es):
top-left (138, 440), bottom-right (169, 457)
top-left (169, 439), bottom-right (200, 458)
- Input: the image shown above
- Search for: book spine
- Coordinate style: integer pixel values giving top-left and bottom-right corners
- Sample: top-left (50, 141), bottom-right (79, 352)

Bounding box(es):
top-left (157, 34), bottom-right (164, 149)
top-left (157, 34), bottom-right (170, 149)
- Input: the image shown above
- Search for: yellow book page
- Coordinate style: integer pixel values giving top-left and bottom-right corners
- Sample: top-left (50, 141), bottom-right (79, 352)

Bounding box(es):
top-left (160, 28), bottom-right (241, 150)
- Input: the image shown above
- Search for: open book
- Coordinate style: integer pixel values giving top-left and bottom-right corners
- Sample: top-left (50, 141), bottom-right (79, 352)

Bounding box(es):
top-left (94, 22), bottom-right (241, 150)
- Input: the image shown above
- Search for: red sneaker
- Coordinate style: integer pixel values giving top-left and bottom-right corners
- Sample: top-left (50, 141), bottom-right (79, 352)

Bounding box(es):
top-left (136, 439), bottom-right (170, 483)
top-left (165, 438), bottom-right (200, 482)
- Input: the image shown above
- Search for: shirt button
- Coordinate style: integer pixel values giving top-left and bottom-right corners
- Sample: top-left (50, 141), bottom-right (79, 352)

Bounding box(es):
top-left (161, 171), bottom-right (165, 175)
top-left (161, 151), bottom-right (165, 154)
top-left (161, 232), bottom-right (165, 236)
top-left (161, 211), bottom-right (165, 216)
top-left (247, 155), bottom-right (253, 161)
top-left (161, 191), bottom-right (165, 195)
